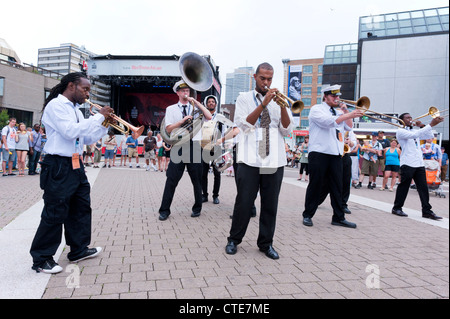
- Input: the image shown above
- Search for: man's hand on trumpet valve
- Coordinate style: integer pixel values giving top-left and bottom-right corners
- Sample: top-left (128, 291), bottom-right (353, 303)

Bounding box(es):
top-left (262, 87), bottom-right (278, 107)
top-left (98, 106), bottom-right (114, 118)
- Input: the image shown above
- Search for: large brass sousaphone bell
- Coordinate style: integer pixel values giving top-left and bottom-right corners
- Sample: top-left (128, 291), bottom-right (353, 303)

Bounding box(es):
top-left (160, 52), bottom-right (214, 145)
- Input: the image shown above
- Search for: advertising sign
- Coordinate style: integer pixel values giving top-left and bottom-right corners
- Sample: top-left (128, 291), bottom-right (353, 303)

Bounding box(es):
top-left (88, 59), bottom-right (180, 77)
top-left (288, 65), bottom-right (302, 101)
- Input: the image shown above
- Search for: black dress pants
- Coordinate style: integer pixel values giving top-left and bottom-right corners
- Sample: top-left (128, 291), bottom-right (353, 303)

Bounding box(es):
top-left (202, 156), bottom-right (221, 198)
top-left (318, 153), bottom-right (352, 208)
top-left (30, 155), bottom-right (92, 266)
top-left (159, 142), bottom-right (203, 216)
top-left (228, 163), bottom-right (284, 250)
top-left (393, 165), bottom-right (432, 213)
top-left (303, 152), bottom-right (346, 222)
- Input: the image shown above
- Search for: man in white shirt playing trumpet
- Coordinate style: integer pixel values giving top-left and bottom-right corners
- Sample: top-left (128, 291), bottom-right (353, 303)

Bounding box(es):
top-left (225, 62), bottom-right (294, 260)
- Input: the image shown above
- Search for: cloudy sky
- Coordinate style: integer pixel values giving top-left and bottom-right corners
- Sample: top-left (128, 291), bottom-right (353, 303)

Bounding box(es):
top-left (1, 0), bottom-right (448, 94)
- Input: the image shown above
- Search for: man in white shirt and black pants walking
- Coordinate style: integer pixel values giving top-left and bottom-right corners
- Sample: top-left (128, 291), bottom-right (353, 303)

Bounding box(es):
top-left (225, 63), bottom-right (294, 260)
top-left (391, 113), bottom-right (443, 220)
top-left (158, 80), bottom-right (212, 221)
top-left (30, 72), bottom-right (113, 273)
top-left (302, 85), bottom-right (363, 228)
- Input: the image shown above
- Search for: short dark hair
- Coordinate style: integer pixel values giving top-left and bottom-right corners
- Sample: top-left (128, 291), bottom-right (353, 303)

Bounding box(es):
top-left (206, 96), bottom-right (216, 104)
top-left (255, 62), bottom-right (273, 75)
top-left (399, 113), bottom-right (410, 121)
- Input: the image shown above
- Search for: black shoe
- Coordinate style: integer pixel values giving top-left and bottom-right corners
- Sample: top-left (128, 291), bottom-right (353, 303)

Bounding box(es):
top-left (410, 184), bottom-right (417, 189)
top-left (354, 184), bottom-right (361, 189)
top-left (422, 212), bottom-right (443, 220)
top-left (69, 247), bottom-right (102, 263)
top-left (343, 207), bottom-right (352, 214)
top-left (32, 259), bottom-right (63, 274)
top-left (191, 211), bottom-right (201, 218)
top-left (331, 219), bottom-right (357, 228)
top-left (202, 196), bottom-right (208, 203)
top-left (213, 197), bottom-right (220, 204)
top-left (303, 217), bottom-right (313, 227)
top-left (159, 212), bottom-right (170, 221)
top-left (392, 208), bottom-right (408, 217)
top-left (259, 246), bottom-right (279, 260)
top-left (225, 241), bottom-right (237, 255)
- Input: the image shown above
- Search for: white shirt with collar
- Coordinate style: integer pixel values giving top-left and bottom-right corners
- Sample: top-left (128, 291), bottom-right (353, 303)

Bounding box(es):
top-left (396, 124), bottom-right (434, 168)
top-left (42, 94), bottom-right (108, 157)
top-left (308, 102), bottom-right (352, 156)
top-left (234, 90), bottom-right (294, 168)
top-left (164, 102), bottom-right (203, 141)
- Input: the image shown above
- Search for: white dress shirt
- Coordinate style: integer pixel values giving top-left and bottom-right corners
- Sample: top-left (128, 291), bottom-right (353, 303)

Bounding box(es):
top-left (234, 90), bottom-right (294, 168)
top-left (396, 125), bottom-right (434, 168)
top-left (42, 94), bottom-right (108, 157)
top-left (164, 102), bottom-right (203, 141)
top-left (308, 102), bottom-right (352, 156)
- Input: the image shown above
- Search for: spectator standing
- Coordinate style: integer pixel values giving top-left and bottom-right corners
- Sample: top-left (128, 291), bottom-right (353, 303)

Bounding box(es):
top-left (441, 147), bottom-right (448, 182)
top-left (380, 139), bottom-right (401, 192)
top-left (15, 122), bottom-right (33, 177)
top-left (377, 130), bottom-right (390, 182)
top-left (298, 136), bottom-right (309, 181)
top-left (104, 131), bottom-right (117, 168)
top-left (119, 133), bottom-right (129, 166)
top-left (28, 124), bottom-right (42, 175)
top-left (126, 132), bottom-right (140, 168)
top-left (1, 117), bottom-right (17, 176)
top-left (162, 141), bottom-right (171, 171)
top-left (143, 130), bottom-right (157, 171)
top-left (156, 133), bottom-right (164, 171)
top-left (355, 133), bottom-right (383, 189)
top-left (93, 138), bottom-right (102, 168)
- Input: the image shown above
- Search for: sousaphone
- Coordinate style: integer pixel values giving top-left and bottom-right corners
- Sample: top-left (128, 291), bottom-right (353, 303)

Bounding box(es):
top-left (160, 52), bottom-right (214, 145)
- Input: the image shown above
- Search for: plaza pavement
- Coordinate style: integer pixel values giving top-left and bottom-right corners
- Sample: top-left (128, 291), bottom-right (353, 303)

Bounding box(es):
top-left (0, 164), bottom-right (448, 299)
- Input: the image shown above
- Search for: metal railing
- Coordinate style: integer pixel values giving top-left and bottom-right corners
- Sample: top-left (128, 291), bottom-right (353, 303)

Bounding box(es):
top-left (0, 58), bottom-right (63, 79)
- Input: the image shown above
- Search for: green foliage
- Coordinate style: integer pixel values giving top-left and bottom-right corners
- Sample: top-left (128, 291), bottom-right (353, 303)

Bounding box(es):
top-left (0, 109), bottom-right (9, 128)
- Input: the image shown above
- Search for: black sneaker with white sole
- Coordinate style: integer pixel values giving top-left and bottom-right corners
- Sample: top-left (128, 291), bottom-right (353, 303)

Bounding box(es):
top-left (32, 259), bottom-right (63, 274)
top-left (69, 247), bottom-right (102, 263)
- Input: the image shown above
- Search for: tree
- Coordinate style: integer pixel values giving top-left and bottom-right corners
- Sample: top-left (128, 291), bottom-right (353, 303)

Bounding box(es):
top-left (0, 109), bottom-right (9, 128)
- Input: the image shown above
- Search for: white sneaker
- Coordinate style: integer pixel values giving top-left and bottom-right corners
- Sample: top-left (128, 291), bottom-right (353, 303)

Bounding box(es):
top-left (146, 166), bottom-right (150, 171)
top-left (70, 247), bottom-right (102, 263)
top-left (32, 259), bottom-right (63, 274)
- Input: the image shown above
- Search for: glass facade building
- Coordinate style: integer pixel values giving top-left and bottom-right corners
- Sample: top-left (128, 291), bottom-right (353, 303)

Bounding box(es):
top-left (324, 43), bottom-right (358, 65)
top-left (359, 7), bottom-right (449, 39)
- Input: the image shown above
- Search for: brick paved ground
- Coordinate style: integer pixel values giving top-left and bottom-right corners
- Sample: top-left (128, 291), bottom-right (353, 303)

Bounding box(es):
top-left (1, 165), bottom-right (448, 299)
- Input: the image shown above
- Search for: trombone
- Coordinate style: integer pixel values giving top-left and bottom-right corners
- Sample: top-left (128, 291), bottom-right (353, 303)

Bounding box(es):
top-left (412, 106), bottom-right (449, 123)
top-left (85, 99), bottom-right (145, 138)
top-left (339, 96), bottom-right (406, 128)
top-left (264, 86), bottom-right (304, 114)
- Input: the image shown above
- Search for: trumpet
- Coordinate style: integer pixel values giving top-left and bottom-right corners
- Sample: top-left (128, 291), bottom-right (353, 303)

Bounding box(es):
top-left (264, 86), bottom-right (304, 114)
top-left (85, 99), bottom-right (145, 138)
top-left (412, 106), bottom-right (449, 123)
top-left (340, 97), bottom-right (406, 128)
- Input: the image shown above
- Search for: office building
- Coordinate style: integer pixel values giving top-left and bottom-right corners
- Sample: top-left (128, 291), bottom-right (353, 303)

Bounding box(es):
top-left (225, 67), bottom-right (255, 104)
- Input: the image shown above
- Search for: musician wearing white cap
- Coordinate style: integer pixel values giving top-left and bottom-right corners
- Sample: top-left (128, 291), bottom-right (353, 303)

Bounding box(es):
top-left (391, 112), bottom-right (444, 220)
top-left (157, 80), bottom-right (212, 221)
top-left (302, 85), bottom-right (363, 228)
